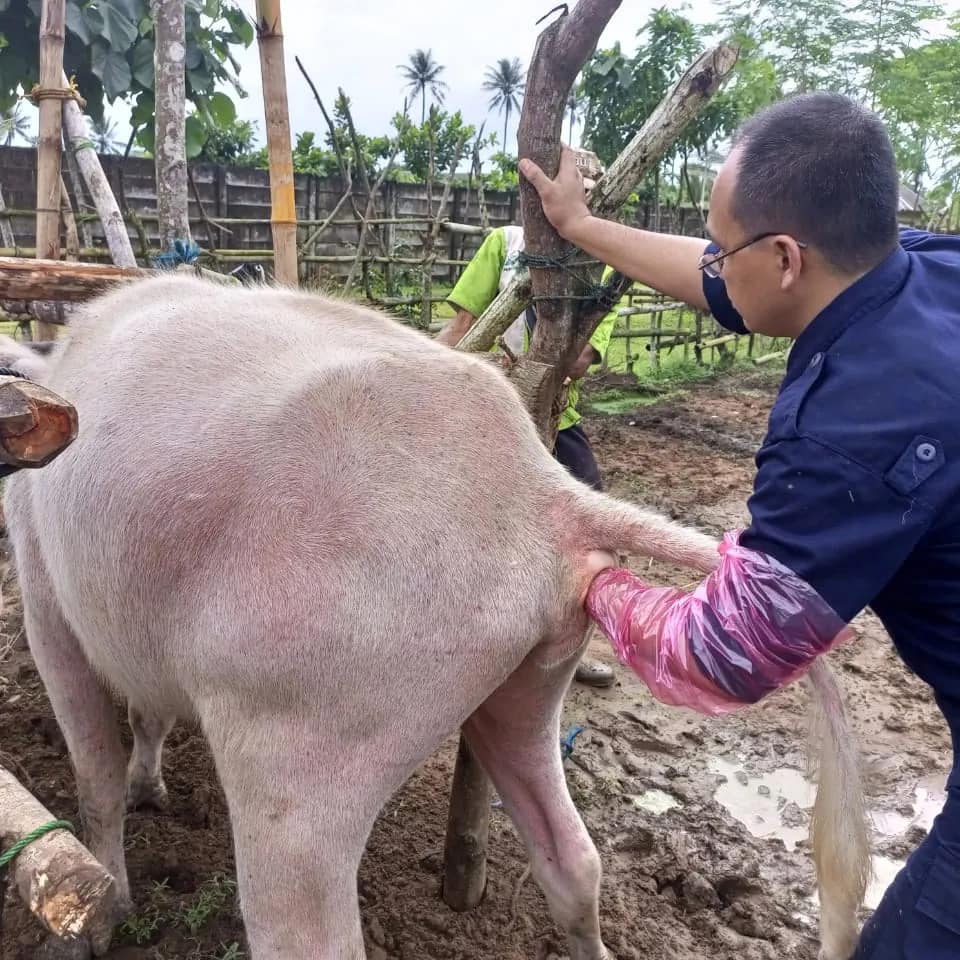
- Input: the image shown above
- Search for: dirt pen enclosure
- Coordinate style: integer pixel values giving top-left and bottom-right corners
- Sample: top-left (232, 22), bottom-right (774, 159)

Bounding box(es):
top-left (0, 367), bottom-right (950, 960)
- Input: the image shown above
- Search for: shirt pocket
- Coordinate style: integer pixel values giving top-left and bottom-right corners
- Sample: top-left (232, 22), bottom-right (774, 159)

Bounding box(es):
top-left (765, 352), bottom-right (827, 443)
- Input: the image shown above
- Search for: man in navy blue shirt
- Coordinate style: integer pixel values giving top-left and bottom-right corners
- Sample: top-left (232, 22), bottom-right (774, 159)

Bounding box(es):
top-left (521, 92), bottom-right (960, 959)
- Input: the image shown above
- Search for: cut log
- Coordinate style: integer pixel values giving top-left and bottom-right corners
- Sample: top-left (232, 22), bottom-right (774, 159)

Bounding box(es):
top-left (0, 766), bottom-right (117, 953)
top-left (0, 256), bottom-right (149, 303)
top-left (0, 376), bottom-right (78, 469)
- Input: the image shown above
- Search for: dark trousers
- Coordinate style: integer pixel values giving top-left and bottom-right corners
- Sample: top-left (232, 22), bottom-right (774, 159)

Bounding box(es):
top-left (553, 423), bottom-right (603, 491)
top-left (852, 696), bottom-right (960, 959)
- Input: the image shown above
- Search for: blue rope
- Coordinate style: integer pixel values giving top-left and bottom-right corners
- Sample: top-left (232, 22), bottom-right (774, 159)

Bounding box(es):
top-left (560, 725), bottom-right (584, 762)
top-left (152, 239), bottom-right (201, 270)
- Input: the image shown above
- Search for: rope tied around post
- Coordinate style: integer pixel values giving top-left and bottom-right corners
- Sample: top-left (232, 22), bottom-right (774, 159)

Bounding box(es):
top-left (152, 239), bottom-right (202, 270)
top-left (0, 820), bottom-right (75, 871)
top-left (517, 249), bottom-right (630, 311)
top-left (25, 76), bottom-right (87, 110)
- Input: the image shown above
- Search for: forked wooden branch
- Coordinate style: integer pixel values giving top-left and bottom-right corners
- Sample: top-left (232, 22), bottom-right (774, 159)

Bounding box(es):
top-left (455, 41), bottom-right (740, 355)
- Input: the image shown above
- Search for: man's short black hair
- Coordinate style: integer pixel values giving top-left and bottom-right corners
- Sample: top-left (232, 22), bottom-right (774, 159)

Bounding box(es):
top-left (730, 92), bottom-right (900, 274)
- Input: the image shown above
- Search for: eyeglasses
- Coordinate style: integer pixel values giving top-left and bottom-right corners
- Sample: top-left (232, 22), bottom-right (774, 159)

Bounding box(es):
top-left (698, 232), bottom-right (808, 279)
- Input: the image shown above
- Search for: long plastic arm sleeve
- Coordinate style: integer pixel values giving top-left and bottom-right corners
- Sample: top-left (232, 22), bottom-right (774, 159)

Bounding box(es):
top-left (585, 531), bottom-right (854, 715)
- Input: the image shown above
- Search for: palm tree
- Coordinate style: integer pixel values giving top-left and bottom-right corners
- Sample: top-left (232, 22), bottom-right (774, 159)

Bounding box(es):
top-left (89, 117), bottom-right (124, 155)
top-left (398, 49), bottom-right (448, 124)
top-left (0, 104), bottom-right (32, 147)
top-left (483, 58), bottom-right (525, 150)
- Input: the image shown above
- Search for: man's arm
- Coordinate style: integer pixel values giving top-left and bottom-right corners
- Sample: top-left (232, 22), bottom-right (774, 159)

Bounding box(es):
top-left (435, 309), bottom-right (476, 347)
top-left (520, 146), bottom-right (710, 311)
top-left (585, 436), bottom-right (938, 714)
top-left (437, 229), bottom-right (506, 346)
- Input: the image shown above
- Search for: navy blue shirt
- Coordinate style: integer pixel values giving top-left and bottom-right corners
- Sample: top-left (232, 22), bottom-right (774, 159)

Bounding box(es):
top-left (702, 228), bottom-right (960, 707)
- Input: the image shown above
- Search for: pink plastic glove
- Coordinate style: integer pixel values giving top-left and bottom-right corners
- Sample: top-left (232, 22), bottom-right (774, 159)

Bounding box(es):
top-left (585, 531), bottom-right (854, 715)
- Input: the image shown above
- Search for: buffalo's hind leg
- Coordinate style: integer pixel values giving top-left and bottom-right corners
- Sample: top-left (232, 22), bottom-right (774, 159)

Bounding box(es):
top-left (463, 637), bottom-right (610, 960)
top-left (201, 707), bottom-right (392, 960)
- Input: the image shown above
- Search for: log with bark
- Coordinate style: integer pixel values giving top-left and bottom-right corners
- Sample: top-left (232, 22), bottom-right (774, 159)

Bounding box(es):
top-left (60, 74), bottom-right (137, 269)
top-left (0, 257), bottom-right (149, 304)
top-left (151, 0), bottom-right (191, 252)
top-left (0, 766), bottom-right (117, 954)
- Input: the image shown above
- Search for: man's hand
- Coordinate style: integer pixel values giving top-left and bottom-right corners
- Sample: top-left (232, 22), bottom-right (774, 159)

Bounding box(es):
top-left (519, 145), bottom-right (592, 242)
top-left (566, 342), bottom-right (601, 383)
top-left (579, 548), bottom-right (619, 606)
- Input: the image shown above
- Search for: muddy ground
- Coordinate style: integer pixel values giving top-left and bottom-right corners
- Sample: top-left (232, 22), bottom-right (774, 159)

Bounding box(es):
top-left (0, 370), bottom-right (953, 960)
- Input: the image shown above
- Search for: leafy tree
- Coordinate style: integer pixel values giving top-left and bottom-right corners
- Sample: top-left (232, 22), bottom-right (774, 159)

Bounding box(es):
top-left (396, 107), bottom-right (476, 180)
top-left (198, 116), bottom-right (263, 165)
top-left (482, 57), bottom-right (525, 149)
top-left (848, 0), bottom-right (943, 107)
top-left (398, 49), bottom-right (448, 124)
top-left (0, 0), bottom-right (254, 157)
top-left (716, 0), bottom-right (858, 94)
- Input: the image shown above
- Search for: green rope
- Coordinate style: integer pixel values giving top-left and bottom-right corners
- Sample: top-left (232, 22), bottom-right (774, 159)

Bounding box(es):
top-left (0, 820), bottom-right (75, 871)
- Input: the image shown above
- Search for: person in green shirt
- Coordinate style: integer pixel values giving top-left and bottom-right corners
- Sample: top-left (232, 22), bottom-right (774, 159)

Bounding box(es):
top-left (437, 195), bottom-right (620, 687)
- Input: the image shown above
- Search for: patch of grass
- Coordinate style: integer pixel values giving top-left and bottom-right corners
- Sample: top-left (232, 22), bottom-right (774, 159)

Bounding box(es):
top-left (176, 875), bottom-right (238, 936)
top-left (117, 874), bottom-right (238, 947)
top-left (120, 907), bottom-right (164, 945)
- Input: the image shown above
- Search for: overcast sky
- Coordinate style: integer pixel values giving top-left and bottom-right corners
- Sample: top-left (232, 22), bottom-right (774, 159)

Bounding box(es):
top-left (114, 0), bottom-right (723, 153)
top-left (16, 0), bottom-right (960, 159)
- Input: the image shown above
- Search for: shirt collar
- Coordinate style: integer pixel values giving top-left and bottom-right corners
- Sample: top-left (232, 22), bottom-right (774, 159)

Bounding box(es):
top-left (785, 245), bottom-right (910, 381)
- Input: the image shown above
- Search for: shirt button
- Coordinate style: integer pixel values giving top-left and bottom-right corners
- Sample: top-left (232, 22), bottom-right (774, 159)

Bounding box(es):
top-left (809, 352), bottom-right (823, 367)
top-left (916, 442), bottom-right (937, 462)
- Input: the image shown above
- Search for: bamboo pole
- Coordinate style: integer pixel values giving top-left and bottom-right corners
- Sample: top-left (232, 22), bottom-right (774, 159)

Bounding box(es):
top-left (34, 0), bottom-right (67, 342)
top-left (60, 72), bottom-right (137, 268)
top-left (255, 0), bottom-right (298, 286)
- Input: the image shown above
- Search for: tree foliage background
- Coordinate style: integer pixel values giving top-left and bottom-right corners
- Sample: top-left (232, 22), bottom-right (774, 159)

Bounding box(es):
top-left (2, 1), bottom-right (960, 223)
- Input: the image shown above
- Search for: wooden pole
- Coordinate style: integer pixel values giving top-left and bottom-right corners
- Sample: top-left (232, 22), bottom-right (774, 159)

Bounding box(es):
top-left (255, 0), bottom-right (298, 286)
top-left (0, 374), bottom-right (79, 469)
top-left (34, 0), bottom-right (67, 342)
top-left (60, 74), bottom-right (137, 268)
top-left (0, 766), bottom-right (116, 954)
top-left (441, 0), bottom-right (623, 911)
top-left (151, 0), bottom-right (191, 250)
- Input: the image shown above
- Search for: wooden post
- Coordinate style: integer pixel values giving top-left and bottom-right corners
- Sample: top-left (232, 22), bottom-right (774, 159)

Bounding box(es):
top-left (34, 0), bottom-right (67, 342)
top-left (0, 766), bottom-right (116, 954)
top-left (442, 0), bottom-right (623, 911)
top-left (255, 0), bottom-right (298, 286)
top-left (61, 71), bottom-right (137, 268)
top-left (151, 0), bottom-right (191, 251)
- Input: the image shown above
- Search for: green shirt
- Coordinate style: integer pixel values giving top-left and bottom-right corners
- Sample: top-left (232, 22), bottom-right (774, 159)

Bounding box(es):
top-left (447, 226), bottom-right (618, 431)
